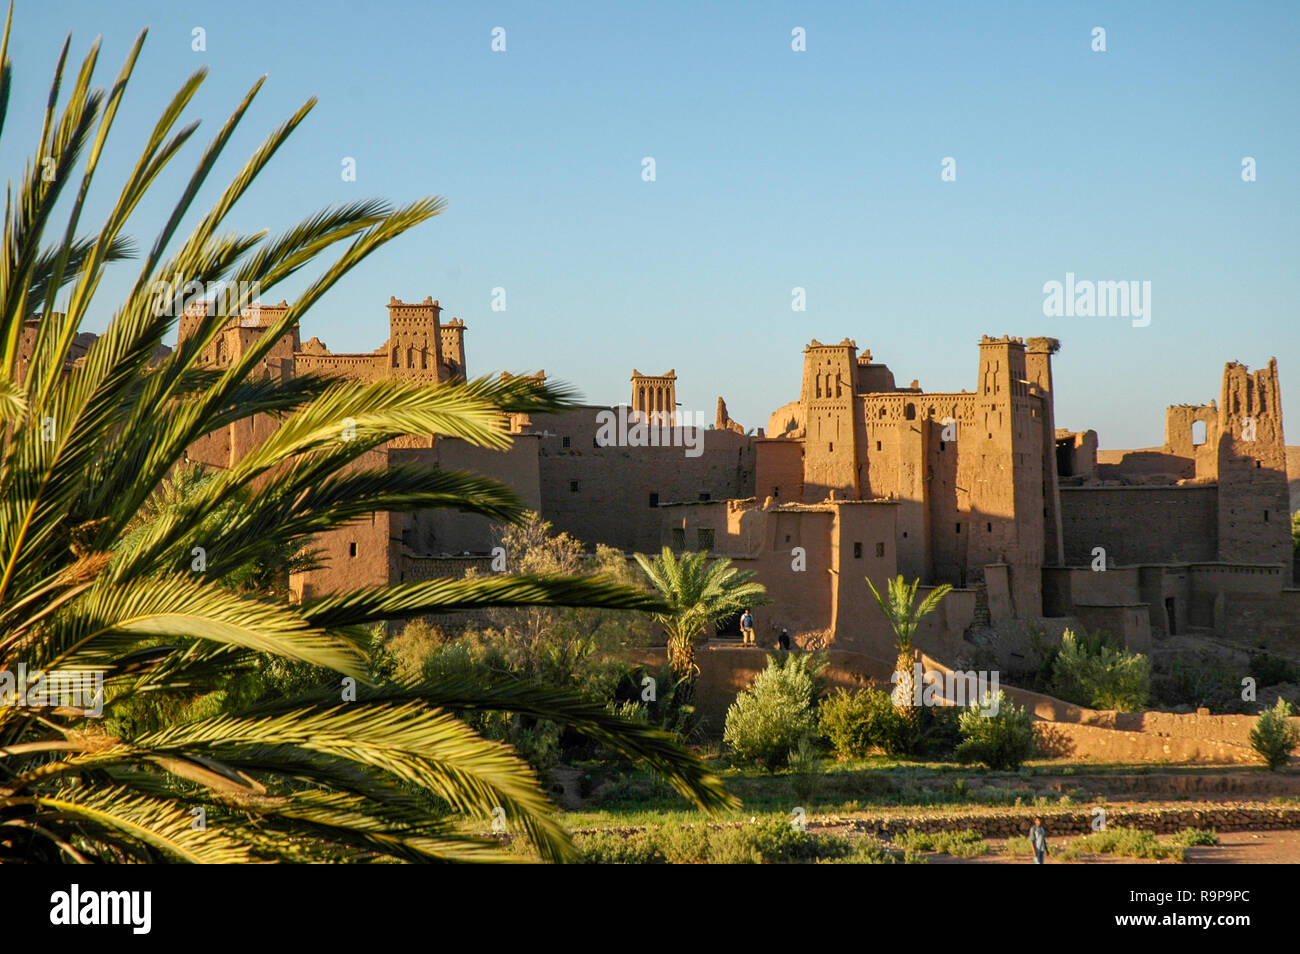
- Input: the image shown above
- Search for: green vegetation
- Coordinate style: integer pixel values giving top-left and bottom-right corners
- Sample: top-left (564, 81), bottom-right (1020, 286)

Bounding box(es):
top-left (893, 827), bottom-right (989, 857)
top-left (573, 816), bottom-right (869, 864)
top-left (819, 686), bottom-right (900, 758)
top-left (1168, 827), bottom-right (1219, 847)
top-left (1249, 697), bottom-right (1300, 770)
top-left (1004, 826), bottom-right (1219, 862)
top-left (817, 685), bottom-right (961, 759)
top-left (0, 25), bottom-right (732, 863)
top-left (1064, 827), bottom-right (1184, 861)
top-left (955, 691), bottom-right (1037, 770)
top-left (723, 653), bottom-right (821, 769)
top-left (1049, 629), bottom-right (1151, 711)
top-left (866, 575), bottom-right (952, 725)
top-left (634, 546), bottom-right (768, 696)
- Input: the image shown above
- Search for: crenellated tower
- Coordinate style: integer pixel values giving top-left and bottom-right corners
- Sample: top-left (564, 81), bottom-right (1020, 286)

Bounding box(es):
top-left (961, 335), bottom-right (1044, 615)
top-left (631, 369), bottom-right (677, 424)
top-left (800, 338), bottom-right (861, 502)
top-left (387, 296), bottom-right (444, 383)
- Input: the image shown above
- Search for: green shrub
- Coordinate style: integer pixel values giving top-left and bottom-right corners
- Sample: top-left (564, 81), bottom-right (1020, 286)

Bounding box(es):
top-left (954, 691), bottom-right (1037, 770)
top-left (893, 828), bottom-right (989, 857)
top-left (724, 654), bottom-right (818, 769)
top-left (1168, 828), bottom-right (1219, 847)
top-left (816, 685), bottom-right (958, 759)
top-left (1069, 827), bottom-right (1183, 861)
top-left (787, 735), bottom-right (823, 803)
top-left (1250, 653), bottom-right (1300, 687)
top-left (1153, 659), bottom-right (1243, 713)
top-left (574, 830), bottom-right (664, 864)
top-left (1004, 835), bottom-right (1034, 856)
top-left (817, 836), bottom-right (906, 864)
top-left (576, 817), bottom-right (856, 864)
top-left (1049, 629), bottom-right (1150, 712)
top-left (818, 687), bottom-right (896, 757)
top-left (1250, 697), bottom-right (1300, 770)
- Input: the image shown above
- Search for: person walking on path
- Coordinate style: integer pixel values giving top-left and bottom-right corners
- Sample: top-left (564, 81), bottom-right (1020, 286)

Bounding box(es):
top-left (1029, 817), bottom-right (1048, 865)
top-left (739, 609), bottom-right (755, 646)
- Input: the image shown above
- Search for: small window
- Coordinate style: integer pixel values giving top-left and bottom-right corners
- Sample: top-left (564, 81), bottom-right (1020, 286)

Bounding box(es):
top-left (905, 403), bottom-right (916, 420)
top-left (699, 493), bottom-right (711, 502)
top-left (562, 436), bottom-right (571, 448)
top-left (348, 542), bottom-right (357, 558)
top-left (1191, 420), bottom-right (1207, 446)
top-left (785, 534), bottom-right (791, 543)
top-left (940, 442), bottom-right (946, 453)
top-left (828, 442), bottom-right (834, 452)
top-left (853, 542), bottom-right (863, 559)
top-left (1264, 510), bottom-right (1270, 522)
top-left (902, 531), bottom-right (908, 539)
top-left (649, 493), bottom-right (659, 508)
top-left (1256, 460), bottom-right (1261, 469)
top-left (875, 542), bottom-right (885, 557)
top-left (955, 523), bottom-right (961, 534)
top-left (697, 528), bottom-right (715, 550)
top-left (876, 441), bottom-right (882, 451)
top-left (773, 486), bottom-right (780, 498)
top-left (569, 480), bottom-right (579, 493)
top-left (671, 528), bottom-right (686, 550)
top-left (987, 522), bottom-right (993, 532)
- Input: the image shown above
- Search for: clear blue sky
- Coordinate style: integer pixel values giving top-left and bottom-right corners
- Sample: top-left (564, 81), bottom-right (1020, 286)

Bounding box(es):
top-left (5, 0), bottom-right (1297, 449)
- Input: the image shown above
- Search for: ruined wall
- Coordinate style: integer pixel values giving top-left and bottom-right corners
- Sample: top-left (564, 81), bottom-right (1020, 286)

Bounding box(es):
top-left (1060, 485), bottom-right (1219, 565)
top-left (1216, 359), bottom-right (1290, 575)
top-left (1026, 340), bottom-right (1065, 566)
top-left (1165, 403), bottom-right (1219, 478)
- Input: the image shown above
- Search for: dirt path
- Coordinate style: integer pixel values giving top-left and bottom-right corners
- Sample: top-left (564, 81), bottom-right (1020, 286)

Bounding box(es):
top-left (925, 829), bottom-right (1300, 864)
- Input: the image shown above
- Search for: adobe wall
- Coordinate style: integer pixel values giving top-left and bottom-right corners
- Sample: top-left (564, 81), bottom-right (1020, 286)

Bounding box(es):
top-left (290, 450), bottom-right (397, 601)
top-left (753, 438), bottom-right (804, 503)
top-left (394, 438), bottom-right (543, 556)
top-left (1208, 586), bottom-right (1300, 655)
top-left (293, 351), bottom-right (387, 382)
top-left (1288, 445), bottom-right (1300, 512)
top-left (1059, 485), bottom-right (1218, 565)
top-left (524, 406), bottom-right (757, 553)
top-left (1096, 447), bottom-right (1194, 482)
top-left (398, 554), bottom-right (494, 582)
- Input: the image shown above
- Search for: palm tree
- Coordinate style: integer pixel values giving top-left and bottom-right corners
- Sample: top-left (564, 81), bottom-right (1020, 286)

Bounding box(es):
top-left (866, 575), bottom-right (952, 722)
top-left (635, 547), bottom-right (769, 688)
top-left (0, 18), bottom-right (735, 863)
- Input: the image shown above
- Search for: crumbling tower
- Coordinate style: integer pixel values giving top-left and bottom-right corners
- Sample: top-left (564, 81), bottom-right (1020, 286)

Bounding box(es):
top-left (440, 317), bottom-right (467, 381)
top-left (1025, 337), bottom-right (1064, 566)
top-left (1216, 358), bottom-right (1290, 574)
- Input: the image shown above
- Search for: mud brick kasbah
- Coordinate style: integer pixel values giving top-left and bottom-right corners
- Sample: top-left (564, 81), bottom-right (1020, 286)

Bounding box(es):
top-left (18, 296), bottom-right (1297, 666)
